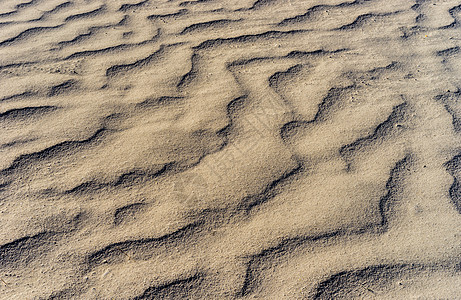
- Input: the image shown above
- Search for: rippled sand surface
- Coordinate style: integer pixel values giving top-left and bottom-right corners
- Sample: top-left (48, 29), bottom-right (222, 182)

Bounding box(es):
top-left (1, 0), bottom-right (461, 299)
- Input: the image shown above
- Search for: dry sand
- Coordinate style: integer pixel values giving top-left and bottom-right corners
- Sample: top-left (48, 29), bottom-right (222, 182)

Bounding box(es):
top-left (1, 0), bottom-right (461, 299)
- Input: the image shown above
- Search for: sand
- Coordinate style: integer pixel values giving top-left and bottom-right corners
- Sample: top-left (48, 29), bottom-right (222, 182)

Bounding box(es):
top-left (0, 0), bottom-right (461, 299)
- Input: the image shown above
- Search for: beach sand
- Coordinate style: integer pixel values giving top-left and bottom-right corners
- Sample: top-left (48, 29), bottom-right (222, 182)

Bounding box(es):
top-left (0, 0), bottom-right (461, 299)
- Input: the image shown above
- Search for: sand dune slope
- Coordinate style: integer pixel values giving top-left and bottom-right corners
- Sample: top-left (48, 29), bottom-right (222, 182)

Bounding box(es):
top-left (1, 0), bottom-right (461, 299)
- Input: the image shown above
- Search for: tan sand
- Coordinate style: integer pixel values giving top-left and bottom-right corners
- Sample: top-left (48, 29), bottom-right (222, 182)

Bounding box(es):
top-left (0, 0), bottom-right (461, 299)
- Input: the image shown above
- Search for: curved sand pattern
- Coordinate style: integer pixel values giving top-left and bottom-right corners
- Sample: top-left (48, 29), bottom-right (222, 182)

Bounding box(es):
top-left (1, 0), bottom-right (461, 299)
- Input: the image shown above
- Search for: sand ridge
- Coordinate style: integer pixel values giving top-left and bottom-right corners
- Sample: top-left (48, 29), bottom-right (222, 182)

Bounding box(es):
top-left (0, 0), bottom-right (461, 299)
